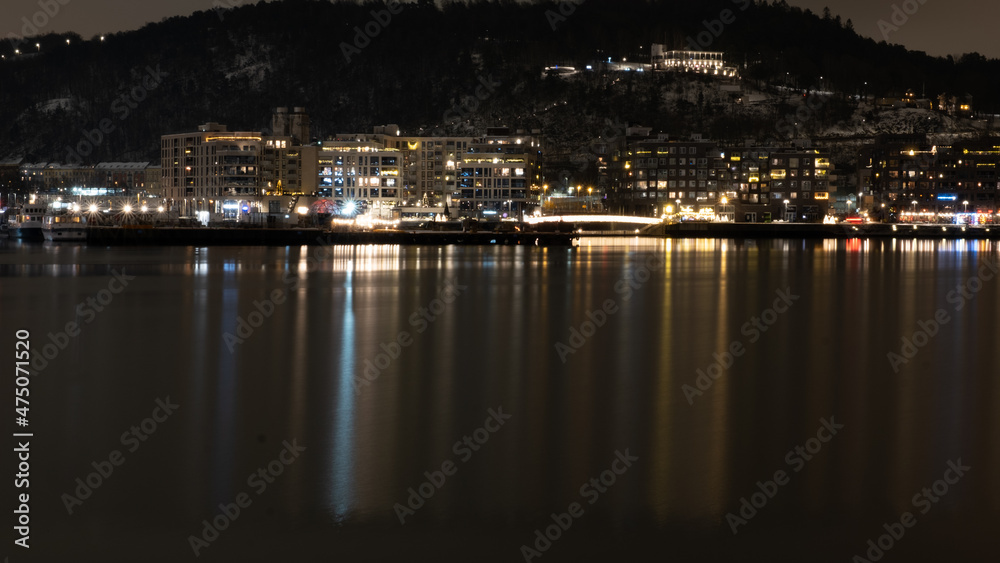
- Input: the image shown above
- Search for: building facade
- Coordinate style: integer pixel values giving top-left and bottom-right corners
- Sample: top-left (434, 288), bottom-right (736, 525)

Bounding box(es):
top-left (161, 122), bottom-right (263, 206)
top-left (456, 128), bottom-right (541, 217)
top-left (608, 130), bottom-right (835, 221)
top-left (862, 134), bottom-right (1000, 221)
top-left (651, 45), bottom-right (737, 77)
top-left (18, 161), bottom-right (156, 196)
top-left (316, 141), bottom-right (403, 217)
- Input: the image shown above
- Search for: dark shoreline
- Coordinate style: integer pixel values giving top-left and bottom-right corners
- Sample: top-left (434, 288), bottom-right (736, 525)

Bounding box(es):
top-left (6, 223), bottom-right (998, 246)
top-left (80, 226), bottom-right (578, 246)
top-left (650, 222), bottom-right (999, 240)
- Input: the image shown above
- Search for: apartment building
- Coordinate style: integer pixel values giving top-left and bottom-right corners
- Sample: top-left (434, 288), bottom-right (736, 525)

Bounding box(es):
top-left (160, 122), bottom-right (263, 205)
top-left (456, 128), bottom-right (541, 217)
top-left (608, 130), bottom-right (834, 221)
top-left (316, 140), bottom-right (403, 217)
top-left (862, 134), bottom-right (1000, 219)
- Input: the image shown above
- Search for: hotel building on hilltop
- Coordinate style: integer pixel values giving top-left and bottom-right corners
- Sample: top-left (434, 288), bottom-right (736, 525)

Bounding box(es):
top-left (651, 45), bottom-right (737, 77)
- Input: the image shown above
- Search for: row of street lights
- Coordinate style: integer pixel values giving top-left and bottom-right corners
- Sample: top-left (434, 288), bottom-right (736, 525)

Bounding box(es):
top-left (911, 199), bottom-right (969, 213)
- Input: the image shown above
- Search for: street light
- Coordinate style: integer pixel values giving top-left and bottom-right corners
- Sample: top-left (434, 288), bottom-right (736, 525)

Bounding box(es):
top-left (911, 200), bottom-right (918, 222)
top-left (963, 200), bottom-right (969, 213)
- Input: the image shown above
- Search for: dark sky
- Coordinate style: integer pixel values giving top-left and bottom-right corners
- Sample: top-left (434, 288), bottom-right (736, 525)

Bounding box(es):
top-left (2, 0), bottom-right (997, 59)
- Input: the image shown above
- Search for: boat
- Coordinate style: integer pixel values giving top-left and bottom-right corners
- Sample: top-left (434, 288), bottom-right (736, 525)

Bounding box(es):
top-left (7, 204), bottom-right (47, 240)
top-left (42, 209), bottom-right (87, 241)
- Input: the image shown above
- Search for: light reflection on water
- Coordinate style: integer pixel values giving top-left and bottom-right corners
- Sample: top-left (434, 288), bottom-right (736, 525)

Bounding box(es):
top-left (1, 238), bottom-right (998, 561)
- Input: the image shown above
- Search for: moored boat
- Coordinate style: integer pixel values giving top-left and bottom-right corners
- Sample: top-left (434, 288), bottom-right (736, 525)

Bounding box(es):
top-left (42, 209), bottom-right (87, 241)
top-left (8, 204), bottom-right (47, 240)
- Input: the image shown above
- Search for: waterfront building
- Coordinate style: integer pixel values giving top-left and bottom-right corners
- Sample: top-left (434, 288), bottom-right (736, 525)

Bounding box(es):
top-left (609, 130), bottom-right (726, 217)
top-left (18, 161), bottom-right (156, 196)
top-left (457, 127), bottom-right (541, 217)
top-left (316, 140), bottom-right (403, 218)
top-left (1, 159), bottom-right (23, 194)
top-left (862, 134), bottom-right (1000, 221)
top-left (160, 122), bottom-right (263, 210)
top-left (608, 129), bottom-right (834, 221)
top-left (357, 125), bottom-right (542, 217)
top-left (373, 125), bottom-right (473, 208)
top-left (95, 162), bottom-right (154, 194)
top-left (262, 107), bottom-right (317, 196)
top-left (729, 147), bottom-right (832, 222)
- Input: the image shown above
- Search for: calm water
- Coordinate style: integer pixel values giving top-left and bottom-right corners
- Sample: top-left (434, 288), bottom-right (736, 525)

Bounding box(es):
top-left (1, 237), bottom-right (998, 562)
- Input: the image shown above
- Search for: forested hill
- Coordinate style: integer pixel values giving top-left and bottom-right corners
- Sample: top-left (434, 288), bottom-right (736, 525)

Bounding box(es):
top-left (1, 0), bottom-right (997, 163)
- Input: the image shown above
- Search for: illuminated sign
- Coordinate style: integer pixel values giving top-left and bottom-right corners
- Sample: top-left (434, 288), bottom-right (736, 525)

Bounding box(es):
top-left (937, 194), bottom-right (957, 201)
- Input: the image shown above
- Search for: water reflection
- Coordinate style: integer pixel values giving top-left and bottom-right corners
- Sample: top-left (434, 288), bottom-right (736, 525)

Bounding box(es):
top-left (2, 239), bottom-right (998, 560)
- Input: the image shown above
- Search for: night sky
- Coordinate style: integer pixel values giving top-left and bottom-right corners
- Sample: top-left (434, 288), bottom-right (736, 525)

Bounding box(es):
top-left (1, 0), bottom-right (997, 59)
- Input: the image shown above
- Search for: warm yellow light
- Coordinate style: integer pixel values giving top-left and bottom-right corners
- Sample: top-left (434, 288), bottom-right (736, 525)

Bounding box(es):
top-left (296, 206), bottom-right (309, 215)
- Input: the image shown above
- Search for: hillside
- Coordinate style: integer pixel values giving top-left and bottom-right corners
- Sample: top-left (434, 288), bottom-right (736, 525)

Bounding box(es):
top-left (1, 0), bottom-right (998, 166)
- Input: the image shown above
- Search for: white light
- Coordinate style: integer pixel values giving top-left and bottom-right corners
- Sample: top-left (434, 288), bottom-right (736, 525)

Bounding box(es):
top-left (123, 205), bottom-right (132, 213)
top-left (523, 215), bottom-right (659, 225)
top-left (296, 206), bottom-right (309, 215)
top-left (141, 205), bottom-right (148, 213)
top-left (157, 206), bottom-right (164, 213)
